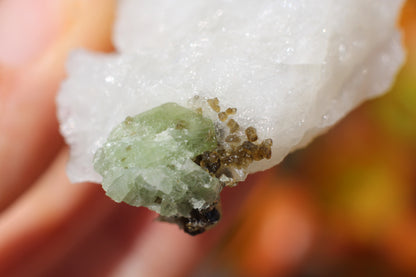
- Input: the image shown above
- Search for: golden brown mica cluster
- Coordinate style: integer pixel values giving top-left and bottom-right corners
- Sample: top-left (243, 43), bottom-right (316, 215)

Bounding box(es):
top-left (167, 97), bottom-right (273, 235)
top-left (194, 98), bottom-right (273, 186)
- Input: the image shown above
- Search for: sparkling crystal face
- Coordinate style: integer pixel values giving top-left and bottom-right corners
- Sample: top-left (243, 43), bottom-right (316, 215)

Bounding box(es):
top-left (93, 103), bottom-right (221, 217)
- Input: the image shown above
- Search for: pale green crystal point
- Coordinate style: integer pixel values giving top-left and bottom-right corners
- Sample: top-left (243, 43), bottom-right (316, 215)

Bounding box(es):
top-left (93, 103), bottom-right (220, 217)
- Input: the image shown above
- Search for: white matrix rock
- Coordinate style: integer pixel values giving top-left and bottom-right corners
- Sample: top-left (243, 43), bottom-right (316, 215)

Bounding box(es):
top-left (57, 0), bottom-right (405, 184)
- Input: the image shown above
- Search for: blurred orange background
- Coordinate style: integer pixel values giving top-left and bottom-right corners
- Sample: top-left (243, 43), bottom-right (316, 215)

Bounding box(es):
top-left (0, 1), bottom-right (415, 277)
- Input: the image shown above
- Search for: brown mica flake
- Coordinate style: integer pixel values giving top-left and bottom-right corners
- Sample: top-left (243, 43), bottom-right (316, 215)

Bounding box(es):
top-left (193, 151), bottom-right (221, 174)
top-left (207, 98), bottom-right (221, 113)
top-left (194, 137), bottom-right (273, 176)
top-left (259, 138), bottom-right (273, 159)
top-left (245, 126), bottom-right (258, 142)
top-left (227, 119), bottom-right (240, 133)
top-left (218, 112), bottom-right (228, 122)
top-left (124, 116), bottom-right (133, 125)
top-left (175, 120), bottom-right (188, 130)
top-left (195, 107), bottom-right (203, 114)
top-left (193, 96), bottom-right (273, 191)
top-left (225, 108), bottom-right (237, 115)
top-left (154, 196), bottom-right (162, 204)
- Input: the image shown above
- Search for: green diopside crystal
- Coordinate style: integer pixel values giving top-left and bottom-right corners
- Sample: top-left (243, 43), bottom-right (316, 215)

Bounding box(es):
top-left (93, 103), bottom-right (220, 217)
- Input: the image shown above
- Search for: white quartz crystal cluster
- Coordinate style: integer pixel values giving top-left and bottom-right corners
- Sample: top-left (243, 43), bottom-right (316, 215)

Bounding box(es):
top-left (57, 0), bottom-right (405, 184)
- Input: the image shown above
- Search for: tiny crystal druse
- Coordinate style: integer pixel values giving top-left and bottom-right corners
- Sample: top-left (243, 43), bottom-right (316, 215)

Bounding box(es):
top-left (57, 0), bottom-right (405, 234)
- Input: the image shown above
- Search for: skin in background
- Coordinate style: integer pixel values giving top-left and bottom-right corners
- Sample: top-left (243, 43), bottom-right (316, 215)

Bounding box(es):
top-left (0, 0), bottom-right (258, 276)
top-left (2, 1), bottom-right (412, 276)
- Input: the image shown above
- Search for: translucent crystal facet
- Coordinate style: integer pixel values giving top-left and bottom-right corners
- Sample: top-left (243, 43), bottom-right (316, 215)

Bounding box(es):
top-left (93, 103), bottom-right (220, 217)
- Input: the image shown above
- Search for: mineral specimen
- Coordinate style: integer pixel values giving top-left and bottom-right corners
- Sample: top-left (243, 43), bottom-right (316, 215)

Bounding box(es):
top-left (57, 0), bottom-right (405, 234)
top-left (93, 103), bottom-right (220, 218)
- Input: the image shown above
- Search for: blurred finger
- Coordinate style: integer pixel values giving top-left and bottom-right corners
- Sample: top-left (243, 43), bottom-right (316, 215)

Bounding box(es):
top-left (0, 0), bottom-right (115, 211)
top-left (0, 149), bottom-right (153, 277)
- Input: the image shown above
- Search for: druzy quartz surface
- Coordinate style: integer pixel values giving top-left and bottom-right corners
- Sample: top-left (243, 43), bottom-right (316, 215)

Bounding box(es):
top-left (93, 103), bottom-right (220, 217)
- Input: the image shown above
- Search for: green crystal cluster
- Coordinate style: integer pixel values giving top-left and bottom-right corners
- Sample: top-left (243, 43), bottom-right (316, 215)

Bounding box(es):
top-left (93, 103), bottom-right (220, 217)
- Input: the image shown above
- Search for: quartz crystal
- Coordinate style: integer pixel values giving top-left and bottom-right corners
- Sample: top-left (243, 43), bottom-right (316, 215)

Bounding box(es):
top-left (93, 103), bottom-right (220, 217)
top-left (57, 0), bottom-right (405, 233)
